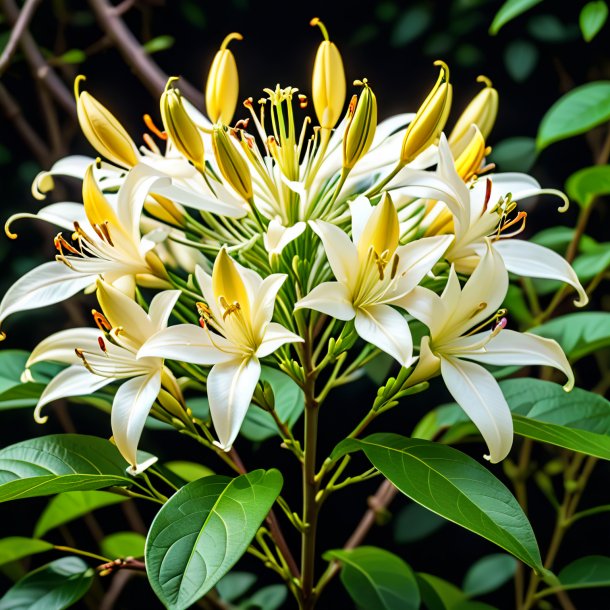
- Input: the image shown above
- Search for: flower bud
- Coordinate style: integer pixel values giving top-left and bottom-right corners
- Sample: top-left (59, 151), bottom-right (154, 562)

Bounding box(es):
top-left (343, 79), bottom-right (377, 170)
top-left (160, 79), bottom-right (205, 170)
top-left (205, 33), bottom-right (242, 125)
top-left (212, 125), bottom-right (253, 202)
top-left (75, 76), bottom-right (139, 169)
top-left (448, 75), bottom-right (498, 157)
top-left (454, 125), bottom-right (490, 182)
top-left (358, 192), bottom-right (399, 260)
top-left (310, 17), bottom-right (346, 130)
top-left (400, 61), bottom-right (452, 165)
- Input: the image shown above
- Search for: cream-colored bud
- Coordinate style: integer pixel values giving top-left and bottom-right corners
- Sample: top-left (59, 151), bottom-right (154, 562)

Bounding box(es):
top-left (205, 33), bottom-right (242, 125)
top-left (343, 79), bottom-right (377, 170)
top-left (75, 76), bottom-right (139, 169)
top-left (448, 76), bottom-right (498, 157)
top-left (161, 79), bottom-right (205, 170)
top-left (400, 61), bottom-right (453, 165)
top-left (212, 125), bottom-right (253, 201)
top-left (310, 17), bottom-right (346, 130)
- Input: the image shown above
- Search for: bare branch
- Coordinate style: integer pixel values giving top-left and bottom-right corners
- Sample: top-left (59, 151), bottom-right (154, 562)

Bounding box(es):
top-left (87, 0), bottom-right (205, 108)
top-left (0, 0), bottom-right (43, 76)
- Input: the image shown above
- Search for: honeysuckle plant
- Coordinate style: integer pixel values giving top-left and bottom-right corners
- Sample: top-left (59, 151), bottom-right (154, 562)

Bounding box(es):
top-left (1, 13), bottom-right (608, 610)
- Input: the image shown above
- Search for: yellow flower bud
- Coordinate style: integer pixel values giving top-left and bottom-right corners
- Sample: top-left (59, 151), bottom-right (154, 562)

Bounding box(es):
top-left (82, 163), bottom-right (121, 229)
top-left (454, 125), bottom-right (491, 183)
top-left (212, 125), bottom-right (253, 202)
top-left (343, 79), bottom-right (377, 170)
top-left (160, 79), bottom-right (205, 170)
top-left (310, 17), bottom-right (346, 130)
top-left (400, 61), bottom-right (453, 165)
top-left (74, 76), bottom-right (139, 169)
top-left (205, 33), bottom-right (242, 125)
top-left (448, 76), bottom-right (498, 157)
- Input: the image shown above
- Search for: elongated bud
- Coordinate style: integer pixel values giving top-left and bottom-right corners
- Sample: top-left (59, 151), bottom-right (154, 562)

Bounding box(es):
top-left (400, 61), bottom-right (452, 165)
top-left (82, 163), bottom-right (120, 228)
top-left (343, 79), bottom-right (377, 170)
top-left (212, 125), bottom-right (253, 201)
top-left (310, 18), bottom-right (346, 130)
top-left (161, 79), bottom-right (205, 170)
top-left (448, 75), bottom-right (498, 156)
top-left (75, 76), bottom-right (139, 168)
top-left (205, 33), bottom-right (242, 124)
top-left (358, 192), bottom-right (399, 260)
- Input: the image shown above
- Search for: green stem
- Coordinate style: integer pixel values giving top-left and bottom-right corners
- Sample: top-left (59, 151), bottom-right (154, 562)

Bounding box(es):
top-left (54, 545), bottom-right (112, 564)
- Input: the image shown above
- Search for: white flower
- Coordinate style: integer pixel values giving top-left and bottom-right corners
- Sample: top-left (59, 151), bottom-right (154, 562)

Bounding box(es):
top-left (263, 217), bottom-right (307, 255)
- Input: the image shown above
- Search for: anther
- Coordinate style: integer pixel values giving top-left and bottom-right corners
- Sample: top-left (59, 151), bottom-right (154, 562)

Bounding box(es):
top-left (92, 309), bottom-right (111, 331)
top-left (390, 254), bottom-right (400, 279)
top-left (143, 114), bottom-right (168, 140)
top-left (98, 336), bottom-right (108, 353)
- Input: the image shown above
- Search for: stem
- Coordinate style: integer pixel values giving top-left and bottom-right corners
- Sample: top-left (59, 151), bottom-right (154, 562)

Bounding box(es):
top-left (0, 0), bottom-right (43, 76)
top-left (54, 545), bottom-right (112, 564)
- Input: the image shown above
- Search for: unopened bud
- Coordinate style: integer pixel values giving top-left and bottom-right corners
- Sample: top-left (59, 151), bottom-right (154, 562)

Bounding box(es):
top-left (343, 79), bottom-right (377, 170)
top-left (161, 79), bottom-right (205, 170)
top-left (212, 125), bottom-right (253, 201)
top-left (310, 18), bottom-right (346, 130)
top-left (205, 33), bottom-right (242, 124)
top-left (82, 163), bottom-right (120, 228)
top-left (400, 61), bottom-right (452, 165)
top-left (75, 76), bottom-right (139, 169)
top-left (448, 75), bottom-right (498, 157)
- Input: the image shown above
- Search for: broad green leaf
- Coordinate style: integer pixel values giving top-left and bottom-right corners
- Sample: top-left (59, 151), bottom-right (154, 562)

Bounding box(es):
top-left (580, 1), bottom-right (608, 42)
top-left (394, 502), bottom-right (446, 544)
top-left (489, 137), bottom-right (537, 173)
top-left (164, 461), bottom-right (214, 483)
top-left (557, 555), bottom-right (610, 589)
top-left (100, 532), bottom-right (145, 559)
top-left (0, 350), bottom-right (29, 393)
top-left (146, 470), bottom-right (283, 610)
top-left (34, 490), bottom-right (125, 538)
top-left (529, 312), bottom-right (610, 361)
top-left (0, 557), bottom-right (93, 610)
top-left (216, 572), bottom-right (257, 603)
top-left (142, 35), bottom-right (174, 54)
top-left (462, 554), bottom-right (517, 597)
top-left (0, 538), bottom-right (53, 567)
top-left (566, 165), bottom-right (610, 208)
top-left (537, 82), bottom-right (610, 150)
top-left (240, 585), bottom-right (287, 610)
top-left (0, 383), bottom-right (47, 410)
top-left (504, 40), bottom-right (538, 82)
top-left (489, 0), bottom-right (545, 34)
top-left (0, 434), bottom-right (133, 502)
top-left (57, 49), bottom-right (86, 64)
top-left (417, 573), bottom-right (465, 610)
top-left (339, 434), bottom-right (543, 571)
top-left (527, 14), bottom-right (575, 42)
top-left (324, 547), bottom-right (420, 610)
top-left (390, 6), bottom-right (432, 46)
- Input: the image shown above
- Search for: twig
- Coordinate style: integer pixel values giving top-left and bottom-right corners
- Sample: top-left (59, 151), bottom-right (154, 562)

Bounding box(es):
top-left (86, 0), bottom-right (205, 108)
top-left (0, 0), bottom-right (42, 76)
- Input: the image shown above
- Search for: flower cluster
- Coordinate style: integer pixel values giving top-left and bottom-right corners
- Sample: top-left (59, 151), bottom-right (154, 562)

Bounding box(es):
top-left (2, 19), bottom-right (584, 473)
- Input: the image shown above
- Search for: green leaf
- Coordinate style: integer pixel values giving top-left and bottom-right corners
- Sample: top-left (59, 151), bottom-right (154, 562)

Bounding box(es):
top-left (0, 434), bottom-right (133, 502)
top-left (0, 350), bottom-right (29, 393)
top-left (489, 0), bottom-right (545, 34)
top-left (343, 434), bottom-right (543, 571)
top-left (323, 547), bottom-right (420, 610)
top-left (580, 1), bottom-right (608, 42)
top-left (529, 312), bottom-right (610, 361)
top-left (164, 461), bottom-right (214, 483)
top-left (462, 554), bottom-right (517, 597)
top-left (394, 502), bottom-right (446, 544)
top-left (142, 35), bottom-right (175, 54)
top-left (390, 6), bottom-right (432, 46)
top-left (566, 165), bottom-right (610, 208)
top-left (146, 470), bottom-right (283, 610)
top-left (0, 538), bottom-right (53, 567)
top-left (100, 532), bottom-right (145, 559)
top-left (527, 14), bottom-right (574, 42)
top-left (530, 226), bottom-right (598, 253)
top-left (504, 40), bottom-right (538, 82)
top-left (34, 490), bottom-right (125, 538)
top-left (416, 573), bottom-right (465, 610)
top-left (216, 572), bottom-right (257, 603)
top-left (490, 137), bottom-right (537, 173)
top-left (56, 49), bottom-right (86, 64)
top-left (0, 557), bottom-right (93, 610)
top-left (537, 81), bottom-right (610, 151)
top-left (558, 555), bottom-right (610, 588)
top-left (240, 585), bottom-right (287, 609)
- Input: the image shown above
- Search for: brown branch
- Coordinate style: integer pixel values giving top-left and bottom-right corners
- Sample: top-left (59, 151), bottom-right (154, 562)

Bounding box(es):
top-left (86, 0), bottom-right (205, 108)
top-left (1, 0), bottom-right (76, 117)
top-left (0, 0), bottom-right (42, 76)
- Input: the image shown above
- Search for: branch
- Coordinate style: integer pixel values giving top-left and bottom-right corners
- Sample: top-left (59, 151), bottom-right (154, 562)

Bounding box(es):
top-left (0, 0), bottom-right (42, 76)
top-left (87, 0), bottom-right (205, 108)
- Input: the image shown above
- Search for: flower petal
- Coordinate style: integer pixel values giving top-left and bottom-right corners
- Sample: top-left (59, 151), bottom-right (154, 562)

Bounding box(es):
top-left (207, 357), bottom-right (261, 450)
top-left (263, 219), bottom-right (306, 254)
top-left (440, 356), bottom-right (513, 463)
top-left (295, 282), bottom-right (355, 320)
top-left (349, 196), bottom-right (374, 248)
top-left (111, 372), bottom-right (162, 473)
top-left (399, 286), bottom-right (446, 338)
top-left (250, 274), bottom-right (287, 332)
top-left (257, 322), bottom-right (303, 358)
top-left (27, 328), bottom-right (103, 367)
top-left (148, 290), bottom-right (182, 332)
top-left (309, 220), bottom-right (358, 286)
top-left (355, 304), bottom-right (414, 367)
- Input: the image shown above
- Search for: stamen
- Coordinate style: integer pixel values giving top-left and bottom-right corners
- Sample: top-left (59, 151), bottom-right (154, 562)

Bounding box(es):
top-left (468, 302), bottom-right (487, 319)
top-left (92, 309), bottom-right (111, 331)
top-left (481, 178), bottom-right (493, 215)
top-left (467, 308), bottom-right (508, 336)
top-left (143, 133), bottom-right (160, 154)
top-left (98, 221), bottom-right (114, 246)
top-left (54, 233), bottom-right (80, 256)
top-left (98, 336), bottom-right (108, 353)
top-left (219, 296), bottom-right (242, 320)
top-left (143, 114), bottom-right (168, 140)
top-left (196, 301), bottom-right (213, 321)
top-left (390, 254), bottom-right (400, 279)
top-left (298, 94), bottom-right (308, 109)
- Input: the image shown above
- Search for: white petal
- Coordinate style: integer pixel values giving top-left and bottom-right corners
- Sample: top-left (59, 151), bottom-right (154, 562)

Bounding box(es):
top-left (399, 286), bottom-right (446, 337)
top-left (441, 356), bottom-right (513, 463)
top-left (148, 290), bottom-right (182, 332)
top-left (349, 196), bottom-right (374, 248)
top-left (27, 328), bottom-right (103, 367)
top-left (111, 372), bottom-right (162, 471)
top-left (207, 357), bottom-right (261, 450)
top-left (250, 274), bottom-right (286, 332)
top-left (0, 262), bottom-right (95, 329)
top-left (295, 282), bottom-right (355, 320)
top-left (355, 304), bottom-right (414, 367)
top-left (34, 365), bottom-right (112, 423)
top-left (309, 220), bottom-right (358, 286)
top-left (464, 329), bottom-right (574, 390)
top-left (257, 322), bottom-right (303, 358)
top-left (263, 219), bottom-right (306, 254)
top-left (493, 240), bottom-right (588, 307)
